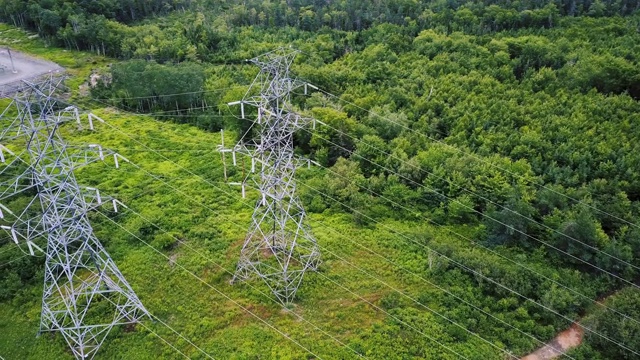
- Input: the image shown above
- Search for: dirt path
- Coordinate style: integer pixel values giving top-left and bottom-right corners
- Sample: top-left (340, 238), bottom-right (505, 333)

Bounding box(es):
top-left (521, 323), bottom-right (584, 360)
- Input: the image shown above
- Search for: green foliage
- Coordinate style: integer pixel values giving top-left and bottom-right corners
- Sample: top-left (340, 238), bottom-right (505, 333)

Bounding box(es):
top-left (95, 60), bottom-right (206, 112)
top-left (448, 194), bottom-right (477, 224)
top-left (1, 0), bottom-right (640, 358)
top-left (582, 288), bottom-right (640, 359)
top-left (310, 107), bottom-right (358, 166)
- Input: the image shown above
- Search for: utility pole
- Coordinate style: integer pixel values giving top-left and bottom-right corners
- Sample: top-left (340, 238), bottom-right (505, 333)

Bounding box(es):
top-left (7, 48), bottom-right (17, 74)
top-left (0, 77), bottom-right (148, 359)
top-left (7, 48), bottom-right (18, 74)
top-left (222, 48), bottom-right (321, 305)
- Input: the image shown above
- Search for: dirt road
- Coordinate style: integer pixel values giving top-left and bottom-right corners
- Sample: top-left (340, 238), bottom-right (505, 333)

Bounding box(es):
top-left (521, 323), bottom-right (584, 360)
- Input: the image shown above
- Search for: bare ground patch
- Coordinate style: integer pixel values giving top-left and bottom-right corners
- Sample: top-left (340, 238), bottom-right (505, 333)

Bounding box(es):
top-left (521, 323), bottom-right (584, 360)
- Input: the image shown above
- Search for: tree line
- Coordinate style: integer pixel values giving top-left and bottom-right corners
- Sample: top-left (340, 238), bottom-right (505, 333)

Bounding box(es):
top-left (1, 0), bottom-right (638, 60)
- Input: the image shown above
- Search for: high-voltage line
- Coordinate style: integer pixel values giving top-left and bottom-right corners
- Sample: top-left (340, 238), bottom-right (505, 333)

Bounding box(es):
top-left (95, 99), bottom-right (632, 357)
top-left (0, 77), bottom-right (149, 359)
top-left (221, 48), bottom-right (321, 305)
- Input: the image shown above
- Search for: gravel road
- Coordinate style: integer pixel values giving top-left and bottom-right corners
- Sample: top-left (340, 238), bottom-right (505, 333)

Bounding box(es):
top-left (0, 48), bottom-right (64, 92)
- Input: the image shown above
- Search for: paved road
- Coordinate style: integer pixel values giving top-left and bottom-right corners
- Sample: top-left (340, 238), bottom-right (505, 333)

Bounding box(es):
top-left (0, 48), bottom-right (63, 85)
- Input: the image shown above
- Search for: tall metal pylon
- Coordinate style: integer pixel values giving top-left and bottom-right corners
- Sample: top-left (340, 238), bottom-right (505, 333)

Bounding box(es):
top-left (222, 48), bottom-right (321, 305)
top-left (0, 77), bottom-right (149, 359)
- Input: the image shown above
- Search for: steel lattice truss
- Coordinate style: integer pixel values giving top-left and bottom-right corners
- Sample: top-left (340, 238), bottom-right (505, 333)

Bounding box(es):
top-left (223, 48), bottom-right (321, 305)
top-left (0, 77), bottom-right (149, 359)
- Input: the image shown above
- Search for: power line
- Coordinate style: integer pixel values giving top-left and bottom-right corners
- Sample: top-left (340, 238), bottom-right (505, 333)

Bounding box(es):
top-left (314, 119), bottom-right (640, 276)
top-left (132, 157), bottom-right (572, 358)
top-left (110, 204), bottom-right (366, 358)
top-left (90, 85), bottom-right (245, 102)
top-left (104, 162), bottom-right (473, 359)
top-left (301, 148), bottom-right (640, 329)
top-left (97, 289), bottom-right (211, 359)
top-left (101, 157), bottom-right (640, 358)
top-left (300, 181), bottom-right (640, 357)
top-left (300, 122), bottom-right (640, 291)
top-left (220, 48), bottom-right (321, 305)
top-left (89, 102), bottom-right (638, 356)
top-left (97, 211), bottom-right (325, 360)
top-left (138, 321), bottom-right (192, 360)
top-left (311, 86), bottom-right (640, 232)
top-left (0, 77), bottom-right (149, 360)
top-left (0, 253), bottom-right (30, 267)
top-left (96, 125), bottom-right (596, 358)
top-left (92, 121), bottom-right (490, 358)
top-left (140, 135), bottom-right (640, 340)
top-left (147, 153), bottom-right (567, 357)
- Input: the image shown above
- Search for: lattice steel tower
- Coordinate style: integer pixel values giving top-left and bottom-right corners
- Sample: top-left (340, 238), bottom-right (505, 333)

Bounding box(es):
top-left (223, 48), bottom-right (321, 305)
top-left (0, 77), bottom-right (149, 359)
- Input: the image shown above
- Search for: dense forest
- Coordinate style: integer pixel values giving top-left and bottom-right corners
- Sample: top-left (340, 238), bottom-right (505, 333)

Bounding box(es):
top-left (1, 0), bottom-right (640, 359)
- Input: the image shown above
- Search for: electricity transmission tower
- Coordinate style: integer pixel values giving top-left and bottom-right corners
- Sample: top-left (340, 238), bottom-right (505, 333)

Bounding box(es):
top-left (0, 77), bottom-right (149, 359)
top-left (222, 48), bottom-right (321, 305)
